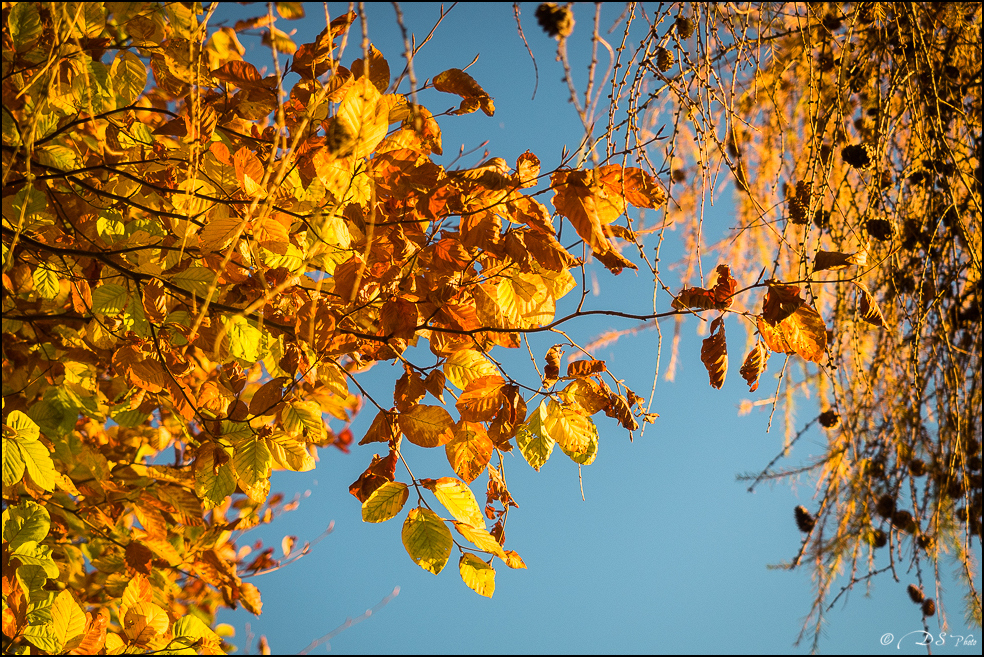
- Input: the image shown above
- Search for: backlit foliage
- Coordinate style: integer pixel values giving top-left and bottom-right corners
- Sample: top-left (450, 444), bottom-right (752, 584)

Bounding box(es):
top-left (0, 2), bottom-right (980, 654)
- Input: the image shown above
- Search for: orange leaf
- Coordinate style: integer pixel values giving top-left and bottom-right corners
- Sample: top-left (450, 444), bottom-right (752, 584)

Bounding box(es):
top-left (381, 298), bottom-right (419, 340)
top-left (757, 304), bottom-right (828, 363)
top-left (433, 68), bottom-right (494, 116)
top-left (456, 375), bottom-right (507, 422)
top-left (398, 404), bottom-right (456, 447)
top-left (550, 169), bottom-right (611, 254)
top-left (671, 287), bottom-right (718, 311)
top-left (761, 282), bottom-right (804, 324)
top-left (814, 250), bottom-right (862, 272)
top-left (515, 150), bottom-right (540, 188)
top-left (359, 409), bottom-right (400, 445)
top-left (394, 370), bottom-right (426, 413)
top-left (350, 44), bottom-right (390, 93)
top-left (711, 264), bottom-right (737, 309)
top-left (739, 341), bottom-right (769, 392)
top-left (349, 450), bottom-right (398, 502)
top-left (700, 317), bottom-right (728, 389)
top-left (446, 421), bottom-right (494, 483)
top-left (566, 359), bottom-right (606, 377)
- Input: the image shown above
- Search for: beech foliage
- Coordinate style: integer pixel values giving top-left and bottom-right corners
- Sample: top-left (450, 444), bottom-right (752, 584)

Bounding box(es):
top-left (1, 2), bottom-right (980, 653)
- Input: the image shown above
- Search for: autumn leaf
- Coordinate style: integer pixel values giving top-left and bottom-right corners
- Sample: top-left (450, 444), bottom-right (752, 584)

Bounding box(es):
top-left (433, 68), bottom-right (495, 116)
top-left (362, 481), bottom-right (409, 523)
top-left (456, 375), bottom-right (508, 421)
top-left (757, 304), bottom-right (828, 363)
top-left (739, 341), bottom-right (769, 392)
top-left (855, 281), bottom-right (885, 327)
top-left (761, 282), bottom-right (805, 324)
top-left (421, 477), bottom-right (486, 528)
top-left (700, 317), bottom-right (728, 389)
top-left (544, 399), bottom-right (598, 465)
top-left (398, 405), bottom-right (456, 447)
top-left (446, 421), bottom-right (494, 483)
top-left (459, 553), bottom-right (495, 597)
top-left (402, 507), bottom-right (453, 574)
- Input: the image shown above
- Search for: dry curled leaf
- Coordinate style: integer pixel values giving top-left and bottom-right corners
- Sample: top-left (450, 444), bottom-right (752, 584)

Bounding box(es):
top-left (700, 317), bottom-right (728, 389)
top-left (739, 341), bottom-right (769, 392)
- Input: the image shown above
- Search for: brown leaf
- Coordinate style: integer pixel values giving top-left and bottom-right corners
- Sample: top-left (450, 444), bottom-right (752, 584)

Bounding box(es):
top-left (604, 393), bottom-right (638, 431)
top-left (700, 317), bottom-right (728, 389)
top-left (711, 264), bottom-right (737, 309)
top-left (380, 298), bottom-right (419, 340)
top-left (249, 376), bottom-right (287, 417)
top-left (814, 250), bottom-right (862, 272)
top-left (595, 247), bottom-right (638, 275)
top-left (739, 341), bottom-right (769, 392)
top-left (125, 541), bottom-right (155, 575)
top-left (350, 44), bottom-right (390, 93)
top-left (855, 282), bottom-right (885, 327)
top-left (348, 449), bottom-right (398, 502)
top-left (543, 344), bottom-right (563, 385)
top-left (761, 282), bottom-right (805, 324)
top-left (359, 409), bottom-right (401, 445)
top-left (423, 369), bottom-right (446, 403)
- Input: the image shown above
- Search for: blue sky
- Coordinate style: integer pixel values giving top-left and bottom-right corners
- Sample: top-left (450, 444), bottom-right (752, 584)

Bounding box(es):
top-left (208, 4), bottom-right (981, 654)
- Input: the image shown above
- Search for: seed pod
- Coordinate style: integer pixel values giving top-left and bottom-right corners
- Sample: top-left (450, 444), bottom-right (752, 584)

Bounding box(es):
top-left (675, 16), bottom-right (694, 39)
top-left (818, 410), bottom-right (840, 428)
top-left (795, 506), bottom-right (816, 532)
top-left (875, 494), bottom-right (895, 518)
top-left (655, 47), bottom-right (674, 72)
top-left (922, 598), bottom-right (936, 617)
top-left (535, 3), bottom-right (574, 39)
top-left (907, 584), bottom-right (924, 604)
top-left (842, 143), bottom-right (874, 169)
top-left (866, 219), bottom-right (894, 241)
top-left (908, 458), bottom-right (926, 477)
top-left (871, 528), bottom-right (888, 548)
top-left (892, 509), bottom-right (915, 533)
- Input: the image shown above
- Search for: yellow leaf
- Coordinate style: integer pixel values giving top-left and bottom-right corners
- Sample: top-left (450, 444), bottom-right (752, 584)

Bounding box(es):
top-left (502, 549), bottom-right (527, 569)
top-left (335, 77), bottom-right (388, 159)
top-left (544, 399), bottom-right (598, 465)
top-left (459, 553), bottom-right (495, 597)
top-left (516, 401), bottom-right (556, 471)
top-left (398, 404), bottom-right (455, 447)
top-left (402, 507), bottom-right (452, 574)
top-left (123, 601), bottom-right (169, 645)
top-left (362, 481), bottom-right (409, 523)
top-left (453, 521), bottom-right (506, 560)
top-left (443, 349), bottom-right (498, 390)
top-left (423, 477), bottom-right (485, 528)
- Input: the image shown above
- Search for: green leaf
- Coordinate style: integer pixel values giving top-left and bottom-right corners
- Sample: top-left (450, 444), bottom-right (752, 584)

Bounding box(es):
top-left (402, 507), bottom-right (453, 575)
top-left (363, 481), bottom-right (409, 523)
top-left (111, 51), bottom-right (147, 106)
top-left (224, 315), bottom-right (262, 362)
top-left (516, 402), bottom-right (555, 471)
top-left (73, 60), bottom-right (115, 113)
top-left (10, 541), bottom-right (60, 578)
top-left (232, 435), bottom-right (272, 503)
top-left (172, 614), bottom-right (221, 653)
top-left (32, 264), bottom-right (60, 300)
top-left (2, 500), bottom-right (50, 551)
top-left (171, 266), bottom-right (216, 297)
top-left (8, 2), bottom-right (42, 52)
top-left (91, 283), bottom-right (129, 315)
top-left (38, 145), bottom-right (79, 172)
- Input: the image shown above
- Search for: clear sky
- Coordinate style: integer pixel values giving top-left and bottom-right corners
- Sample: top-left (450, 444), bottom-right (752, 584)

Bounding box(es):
top-left (209, 3), bottom-right (981, 654)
